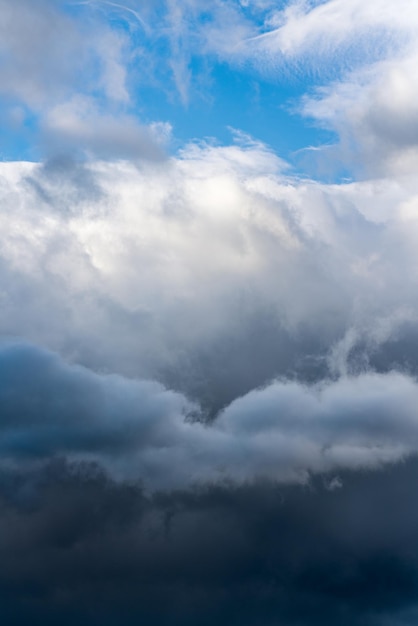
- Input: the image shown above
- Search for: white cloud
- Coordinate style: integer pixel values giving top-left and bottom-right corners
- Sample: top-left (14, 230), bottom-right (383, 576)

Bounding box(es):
top-left (241, 0), bottom-right (418, 65)
top-left (302, 50), bottom-right (418, 175)
top-left (4, 0), bottom-right (417, 175)
top-left (220, 0), bottom-right (418, 175)
top-left (0, 137), bottom-right (418, 388)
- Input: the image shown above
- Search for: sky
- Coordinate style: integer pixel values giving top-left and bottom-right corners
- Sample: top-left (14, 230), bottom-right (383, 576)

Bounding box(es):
top-left (1, 0), bottom-right (418, 624)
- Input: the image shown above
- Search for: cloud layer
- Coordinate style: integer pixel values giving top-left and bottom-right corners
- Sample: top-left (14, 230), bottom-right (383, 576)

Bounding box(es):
top-left (1, 339), bottom-right (418, 490)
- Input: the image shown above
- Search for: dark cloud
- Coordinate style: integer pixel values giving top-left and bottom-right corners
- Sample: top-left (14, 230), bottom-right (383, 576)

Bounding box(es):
top-left (23, 156), bottom-right (104, 214)
top-left (0, 341), bottom-right (192, 470)
top-left (1, 457), bottom-right (418, 625)
top-left (160, 308), bottom-right (330, 416)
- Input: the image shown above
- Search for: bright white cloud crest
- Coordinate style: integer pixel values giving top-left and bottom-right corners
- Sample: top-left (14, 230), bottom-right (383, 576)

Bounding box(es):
top-left (1, 130), bottom-right (418, 486)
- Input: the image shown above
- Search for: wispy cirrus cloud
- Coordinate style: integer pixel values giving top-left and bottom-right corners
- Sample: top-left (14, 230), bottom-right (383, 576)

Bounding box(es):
top-left (239, 0), bottom-right (418, 65)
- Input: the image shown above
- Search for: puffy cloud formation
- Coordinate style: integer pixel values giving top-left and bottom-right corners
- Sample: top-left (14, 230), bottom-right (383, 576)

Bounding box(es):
top-left (1, 135), bottom-right (418, 489)
top-left (1, 138), bottom-right (418, 388)
top-left (1, 341), bottom-right (418, 489)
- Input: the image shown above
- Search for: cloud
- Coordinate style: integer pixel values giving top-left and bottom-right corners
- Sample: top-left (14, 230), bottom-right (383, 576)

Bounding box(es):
top-left (302, 50), bottom-right (418, 175)
top-left (0, 0), bottom-right (83, 107)
top-left (0, 342), bottom-right (194, 476)
top-left (41, 96), bottom-right (171, 159)
top-left (0, 0), bottom-right (129, 108)
top-left (2, 3), bottom-right (418, 622)
top-left (4, 1), bottom-right (418, 624)
top-left (215, 0), bottom-right (418, 175)
top-left (0, 0), bottom-right (245, 120)
top-left (240, 0), bottom-right (418, 67)
top-left (0, 0), bottom-right (165, 160)
top-left (0, 137), bottom-right (417, 389)
top-left (2, 340), bottom-right (418, 489)
top-left (1, 135), bottom-right (418, 489)
top-left (1, 457), bottom-right (418, 624)
top-left (3, 0), bottom-right (417, 172)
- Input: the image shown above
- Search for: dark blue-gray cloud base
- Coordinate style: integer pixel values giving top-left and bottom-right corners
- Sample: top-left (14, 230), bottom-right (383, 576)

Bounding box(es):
top-left (1, 457), bottom-right (418, 625)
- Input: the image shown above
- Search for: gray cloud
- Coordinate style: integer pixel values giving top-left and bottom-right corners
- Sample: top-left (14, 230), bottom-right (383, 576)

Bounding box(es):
top-left (0, 0), bottom-right (85, 107)
top-left (0, 0), bottom-right (132, 109)
top-left (41, 101), bottom-right (171, 160)
top-left (2, 341), bottom-right (418, 489)
top-left (0, 342), bottom-right (194, 479)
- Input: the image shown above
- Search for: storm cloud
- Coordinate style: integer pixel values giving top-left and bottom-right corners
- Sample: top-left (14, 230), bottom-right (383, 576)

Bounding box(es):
top-left (1, 457), bottom-right (418, 625)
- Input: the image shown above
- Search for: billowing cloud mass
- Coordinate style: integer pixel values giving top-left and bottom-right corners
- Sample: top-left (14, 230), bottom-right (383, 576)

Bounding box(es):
top-left (1, 142), bottom-right (418, 489)
top-left (2, 0), bottom-right (418, 624)
top-left (2, 341), bottom-right (418, 489)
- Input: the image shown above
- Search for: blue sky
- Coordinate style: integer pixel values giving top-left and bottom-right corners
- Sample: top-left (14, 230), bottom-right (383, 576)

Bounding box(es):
top-left (4, 0), bottom-right (411, 179)
top-left (0, 1), bottom-right (335, 166)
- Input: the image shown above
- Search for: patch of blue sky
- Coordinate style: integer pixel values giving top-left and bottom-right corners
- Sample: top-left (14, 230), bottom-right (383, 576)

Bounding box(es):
top-left (0, 0), bottom-right (341, 179)
top-left (0, 103), bottom-right (39, 162)
top-left (132, 57), bottom-right (337, 172)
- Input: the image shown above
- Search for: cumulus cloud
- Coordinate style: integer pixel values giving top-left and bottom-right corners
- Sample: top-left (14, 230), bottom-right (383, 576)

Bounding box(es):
top-left (1, 138), bottom-right (418, 388)
top-left (2, 341), bottom-right (418, 489)
top-left (1, 133), bottom-right (418, 489)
